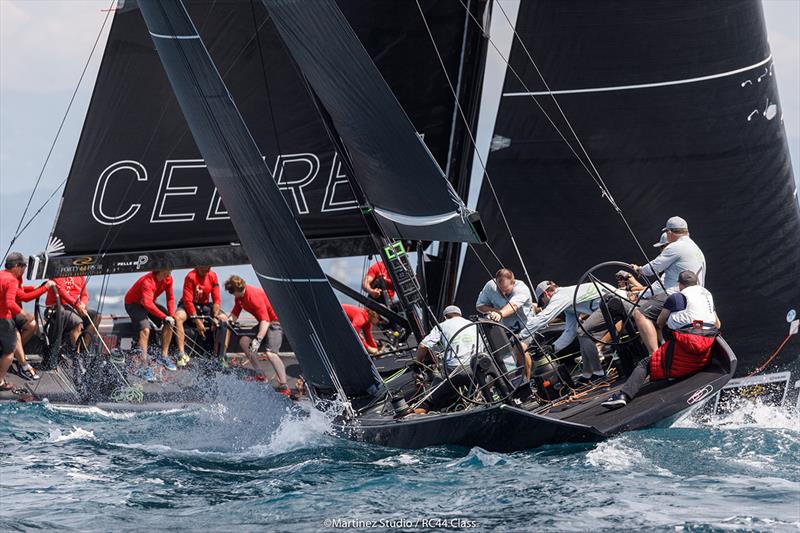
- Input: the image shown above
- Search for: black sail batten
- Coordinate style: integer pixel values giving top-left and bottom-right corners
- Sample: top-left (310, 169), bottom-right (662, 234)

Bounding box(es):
top-left (33, 0), bottom-right (476, 278)
top-left (261, 0), bottom-right (485, 245)
top-left (455, 0), bottom-right (800, 371)
top-left (136, 0), bottom-right (383, 402)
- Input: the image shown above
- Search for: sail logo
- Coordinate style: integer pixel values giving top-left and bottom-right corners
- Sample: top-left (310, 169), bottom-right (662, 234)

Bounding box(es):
top-left (686, 385), bottom-right (714, 405)
top-left (90, 154), bottom-right (358, 227)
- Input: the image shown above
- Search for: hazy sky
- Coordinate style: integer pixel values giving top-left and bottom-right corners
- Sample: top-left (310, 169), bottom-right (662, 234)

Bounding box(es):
top-left (1, 0), bottom-right (798, 299)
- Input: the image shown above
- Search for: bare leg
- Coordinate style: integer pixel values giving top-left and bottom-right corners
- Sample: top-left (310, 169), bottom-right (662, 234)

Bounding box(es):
top-left (20, 318), bottom-right (37, 344)
top-left (69, 325), bottom-right (82, 349)
top-left (239, 336), bottom-right (267, 376)
top-left (0, 352), bottom-right (14, 384)
top-left (634, 310), bottom-right (658, 354)
top-left (161, 324), bottom-right (174, 358)
top-left (14, 332), bottom-right (27, 366)
top-left (174, 309), bottom-right (187, 354)
top-left (264, 352), bottom-right (287, 384)
top-left (137, 328), bottom-right (150, 366)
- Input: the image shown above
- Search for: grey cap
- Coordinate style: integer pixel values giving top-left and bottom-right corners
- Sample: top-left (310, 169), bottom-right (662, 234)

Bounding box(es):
top-left (615, 270), bottom-right (630, 278)
top-left (4, 251), bottom-right (25, 269)
top-left (534, 280), bottom-right (551, 301)
top-left (661, 216), bottom-right (688, 232)
top-left (442, 305), bottom-right (462, 317)
top-left (653, 231), bottom-right (669, 248)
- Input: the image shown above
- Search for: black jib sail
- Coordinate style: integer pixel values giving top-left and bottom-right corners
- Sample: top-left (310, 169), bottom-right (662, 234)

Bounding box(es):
top-left (456, 0), bottom-right (800, 370)
top-left (262, 0), bottom-right (486, 245)
top-left (137, 0), bottom-right (382, 403)
top-left (31, 0), bottom-right (480, 278)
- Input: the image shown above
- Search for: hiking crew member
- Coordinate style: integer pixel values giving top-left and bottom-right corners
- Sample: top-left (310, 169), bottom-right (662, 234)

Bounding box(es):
top-left (413, 306), bottom-right (481, 414)
top-left (630, 216), bottom-right (706, 354)
top-left (0, 254), bottom-right (25, 391)
top-left (174, 267), bottom-right (224, 368)
top-left (224, 275), bottom-right (289, 395)
top-left (362, 260), bottom-right (395, 304)
top-left (476, 269), bottom-right (532, 334)
top-left (45, 275), bottom-right (102, 351)
top-left (342, 304), bottom-right (380, 355)
top-left (602, 271), bottom-right (720, 409)
top-left (7, 252), bottom-right (54, 380)
top-left (124, 270), bottom-right (177, 379)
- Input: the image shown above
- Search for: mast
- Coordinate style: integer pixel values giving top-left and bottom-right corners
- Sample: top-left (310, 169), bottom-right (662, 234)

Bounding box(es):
top-left (136, 0), bottom-right (383, 407)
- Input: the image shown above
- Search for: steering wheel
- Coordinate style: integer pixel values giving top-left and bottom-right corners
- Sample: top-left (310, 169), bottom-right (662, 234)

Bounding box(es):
top-left (441, 320), bottom-right (526, 406)
top-left (572, 260), bottom-right (660, 347)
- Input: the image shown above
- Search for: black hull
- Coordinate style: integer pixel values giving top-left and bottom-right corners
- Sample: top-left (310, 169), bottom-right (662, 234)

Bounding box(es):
top-left (336, 338), bottom-right (737, 452)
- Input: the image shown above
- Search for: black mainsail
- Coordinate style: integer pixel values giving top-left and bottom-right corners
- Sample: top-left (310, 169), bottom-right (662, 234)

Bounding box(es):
top-left (136, 0), bottom-right (382, 403)
top-left (455, 0), bottom-right (800, 369)
top-left (31, 0), bottom-right (483, 278)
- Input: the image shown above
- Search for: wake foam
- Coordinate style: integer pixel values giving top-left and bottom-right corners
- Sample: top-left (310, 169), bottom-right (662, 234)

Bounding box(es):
top-left (674, 397), bottom-right (799, 430)
top-left (48, 426), bottom-right (96, 442)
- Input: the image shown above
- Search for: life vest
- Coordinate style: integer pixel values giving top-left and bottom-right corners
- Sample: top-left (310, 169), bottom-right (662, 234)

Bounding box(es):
top-left (650, 327), bottom-right (717, 380)
top-left (666, 285), bottom-right (716, 330)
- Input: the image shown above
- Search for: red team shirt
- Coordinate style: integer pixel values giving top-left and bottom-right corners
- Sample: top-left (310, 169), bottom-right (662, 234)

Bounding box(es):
top-left (231, 286), bottom-right (278, 323)
top-left (181, 269), bottom-right (221, 316)
top-left (0, 270), bottom-right (23, 319)
top-left (342, 304), bottom-right (377, 350)
top-left (124, 272), bottom-right (175, 319)
top-left (46, 276), bottom-right (89, 308)
top-left (367, 261), bottom-right (394, 298)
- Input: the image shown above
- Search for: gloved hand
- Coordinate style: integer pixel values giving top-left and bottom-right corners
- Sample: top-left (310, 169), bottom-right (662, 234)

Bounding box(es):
top-left (248, 337), bottom-right (262, 354)
top-left (164, 316), bottom-right (176, 326)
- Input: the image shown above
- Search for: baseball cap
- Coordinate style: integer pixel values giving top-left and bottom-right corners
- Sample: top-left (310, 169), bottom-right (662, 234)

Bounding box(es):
top-left (615, 270), bottom-right (630, 278)
top-left (678, 270), bottom-right (699, 286)
top-left (661, 216), bottom-right (688, 232)
top-left (652, 231), bottom-right (669, 248)
top-left (4, 251), bottom-right (25, 269)
top-left (442, 305), bottom-right (462, 317)
top-left (534, 280), bottom-right (551, 301)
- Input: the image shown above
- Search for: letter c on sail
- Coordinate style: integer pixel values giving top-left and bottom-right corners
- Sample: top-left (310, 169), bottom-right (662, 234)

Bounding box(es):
top-left (92, 160), bottom-right (147, 226)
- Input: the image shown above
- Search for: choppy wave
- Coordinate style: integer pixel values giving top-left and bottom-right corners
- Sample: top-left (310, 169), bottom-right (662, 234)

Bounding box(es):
top-left (1, 384), bottom-right (798, 532)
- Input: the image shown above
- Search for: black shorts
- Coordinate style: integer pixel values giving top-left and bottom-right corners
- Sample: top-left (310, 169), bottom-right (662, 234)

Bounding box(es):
top-left (55, 307), bottom-right (101, 331)
top-left (245, 322), bottom-right (283, 353)
top-left (177, 301), bottom-right (213, 318)
top-left (125, 303), bottom-right (168, 332)
top-left (13, 313), bottom-right (30, 332)
top-left (0, 318), bottom-right (17, 355)
top-left (639, 292), bottom-right (668, 321)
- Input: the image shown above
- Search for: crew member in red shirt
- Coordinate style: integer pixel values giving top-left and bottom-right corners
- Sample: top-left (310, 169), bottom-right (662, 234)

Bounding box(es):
top-left (0, 253), bottom-right (27, 390)
top-left (342, 303), bottom-right (380, 355)
top-left (45, 275), bottom-right (102, 351)
top-left (362, 260), bottom-right (395, 304)
top-left (8, 252), bottom-right (54, 380)
top-left (174, 266), bottom-right (225, 367)
top-left (124, 269), bottom-right (177, 378)
top-left (224, 275), bottom-right (289, 395)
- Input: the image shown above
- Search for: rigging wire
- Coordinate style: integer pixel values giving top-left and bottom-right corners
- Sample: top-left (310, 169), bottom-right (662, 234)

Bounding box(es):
top-left (3, 0), bottom-right (115, 259)
top-left (414, 0), bottom-right (533, 291)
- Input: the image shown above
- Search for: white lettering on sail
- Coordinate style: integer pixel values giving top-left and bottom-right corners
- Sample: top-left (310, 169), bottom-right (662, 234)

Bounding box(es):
top-left (272, 153), bottom-right (319, 215)
top-left (206, 188), bottom-right (229, 220)
top-left (91, 160), bottom-right (148, 226)
top-left (321, 152), bottom-right (358, 213)
top-left (150, 160), bottom-right (202, 223)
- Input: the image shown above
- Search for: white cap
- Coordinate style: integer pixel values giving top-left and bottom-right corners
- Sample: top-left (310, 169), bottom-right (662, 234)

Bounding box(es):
top-left (653, 231), bottom-right (669, 248)
top-left (661, 216), bottom-right (688, 232)
top-left (442, 305), bottom-right (462, 317)
top-left (534, 280), bottom-right (551, 301)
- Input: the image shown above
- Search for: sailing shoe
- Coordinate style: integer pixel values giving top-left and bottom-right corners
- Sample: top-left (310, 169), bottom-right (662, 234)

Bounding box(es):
top-left (0, 380), bottom-right (14, 391)
top-left (275, 384), bottom-right (293, 398)
top-left (176, 353), bottom-right (191, 368)
top-left (20, 364), bottom-right (40, 381)
top-left (156, 356), bottom-right (178, 372)
top-left (575, 374), bottom-right (606, 386)
top-left (601, 392), bottom-right (629, 410)
top-left (135, 367), bottom-right (157, 383)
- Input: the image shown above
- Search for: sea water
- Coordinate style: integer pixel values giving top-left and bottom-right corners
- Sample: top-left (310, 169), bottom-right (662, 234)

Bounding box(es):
top-left (1, 376), bottom-right (798, 532)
